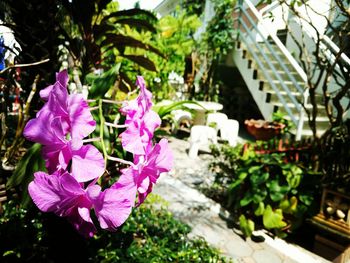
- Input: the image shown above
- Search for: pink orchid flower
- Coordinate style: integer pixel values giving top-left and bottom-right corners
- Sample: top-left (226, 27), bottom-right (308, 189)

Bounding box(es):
top-left (114, 138), bottom-right (173, 206)
top-left (29, 171), bottom-right (133, 237)
top-left (23, 70), bottom-right (104, 182)
top-left (28, 171), bottom-right (97, 238)
top-left (120, 76), bottom-right (161, 155)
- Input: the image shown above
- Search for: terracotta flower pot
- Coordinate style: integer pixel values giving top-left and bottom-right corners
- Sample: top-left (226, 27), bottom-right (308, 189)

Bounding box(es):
top-left (244, 119), bottom-right (285, 141)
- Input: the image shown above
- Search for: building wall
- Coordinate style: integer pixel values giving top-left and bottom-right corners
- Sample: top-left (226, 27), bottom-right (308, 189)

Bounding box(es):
top-left (154, 0), bottom-right (181, 17)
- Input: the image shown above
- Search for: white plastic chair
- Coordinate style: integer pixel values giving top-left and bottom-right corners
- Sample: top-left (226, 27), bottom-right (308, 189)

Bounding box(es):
top-left (220, 119), bottom-right (239, 147)
top-left (188, 125), bottom-right (217, 158)
top-left (206, 112), bottom-right (228, 133)
top-left (171, 109), bottom-right (192, 133)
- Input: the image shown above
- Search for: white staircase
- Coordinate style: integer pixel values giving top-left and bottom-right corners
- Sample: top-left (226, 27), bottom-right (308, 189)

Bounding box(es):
top-left (232, 0), bottom-right (330, 139)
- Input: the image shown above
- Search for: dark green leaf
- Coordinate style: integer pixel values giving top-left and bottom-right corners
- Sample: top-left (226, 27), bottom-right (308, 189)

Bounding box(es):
top-left (101, 33), bottom-right (164, 58)
top-left (102, 8), bottom-right (158, 23)
top-left (240, 191), bottom-right (253, 207)
top-left (6, 143), bottom-right (46, 207)
top-left (299, 193), bottom-right (314, 206)
top-left (250, 172), bottom-right (269, 185)
top-left (121, 54), bottom-right (157, 72)
top-left (267, 181), bottom-right (290, 202)
top-left (113, 18), bottom-right (156, 32)
top-left (7, 143), bottom-right (45, 188)
top-left (87, 63), bottom-right (120, 99)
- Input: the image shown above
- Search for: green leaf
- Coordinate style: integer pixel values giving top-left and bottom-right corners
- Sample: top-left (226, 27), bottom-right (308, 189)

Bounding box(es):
top-left (250, 172), bottom-right (269, 185)
top-left (240, 191), bottom-right (253, 207)
top-left (284, 166), bottom-right (302, 188)
top-left (254, 202), bottom-right (265, 216)
top-left (267, 181), bottom-right (290, 202)
top-left (6, 143), bottom-right (46, 207)
top-left (299, 193), bottom-right (314, 206)
top-left (101, 33), bottom-right (164, 58)
top-left (239, 215), bottom-right (255, 237)
top-left (252, 187), bottom-right (268, 204)
top-left (248, 165), bottom-right (261, 174)
top-left (279, 198), bottom-right (290, 212)
top-left (87, 63), bottom-right (120, 99)
top-left (113, 18), bottom-right (156, 33)
top-left (263, 205), bottom-right (287, 230)
top-left (102, 8), bottom-right (158, 23)
top-left (121, 54), bottom-right (157, 72)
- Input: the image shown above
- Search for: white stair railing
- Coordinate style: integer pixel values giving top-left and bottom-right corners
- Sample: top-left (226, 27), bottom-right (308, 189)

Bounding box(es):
top-left (237, 0), bottom-right (309, 139)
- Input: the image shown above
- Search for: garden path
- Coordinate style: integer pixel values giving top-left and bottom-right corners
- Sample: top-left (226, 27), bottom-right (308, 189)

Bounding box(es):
top-left (153, 136), bottom-right (330, 263)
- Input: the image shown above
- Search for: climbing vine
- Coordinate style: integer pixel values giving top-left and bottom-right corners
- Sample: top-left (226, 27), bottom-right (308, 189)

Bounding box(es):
top-left (193, 0), bottom-right (237, 101)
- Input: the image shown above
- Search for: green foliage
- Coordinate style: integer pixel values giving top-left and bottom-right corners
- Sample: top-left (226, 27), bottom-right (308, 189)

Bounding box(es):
top-left (0, 195), bottom-right (229, 262)
top-left (239, 214), bottom-right (254, 237)
top-left (192, 0), bottom-right (237, 101)
top-left (153, 100), bottom-right (202, 119)
top-left (209, 143), bottom-right (321, 237)
top-left (86, 64), bottom-right (121, 99)
top-left (6, 143), bottom-right (46, 207)
top-left (272, 111), bottom-right (294, 135)
top-left (141, 9), bottom-right (201, 100)
top-left (59, 0), bottom-right (162, 88)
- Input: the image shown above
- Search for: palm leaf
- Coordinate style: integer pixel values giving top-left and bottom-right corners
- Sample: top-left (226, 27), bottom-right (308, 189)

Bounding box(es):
top-left (113, 18), bottom-right (156, 33)
top-left (101, 33), bottom-right (164, 58)
top-left (121, 54), bottom-right (157, 72)
top-left (153, 100), bottom-right (204, 119)
top-left (102, 8), bottom-right (158, 23)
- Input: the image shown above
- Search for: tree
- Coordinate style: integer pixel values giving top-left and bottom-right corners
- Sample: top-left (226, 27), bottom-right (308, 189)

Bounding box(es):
top-left (268, 0), bottom-right (350, 139)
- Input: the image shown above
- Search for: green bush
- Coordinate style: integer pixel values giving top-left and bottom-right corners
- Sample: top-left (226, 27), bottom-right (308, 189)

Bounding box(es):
top-left (0, 195), bottom-right (229, 262)
top-left (209, 143), bottom-right (321, 238)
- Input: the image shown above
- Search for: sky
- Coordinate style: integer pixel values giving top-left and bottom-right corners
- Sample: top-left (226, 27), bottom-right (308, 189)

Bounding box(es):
top-left (118, 0), bottom-right (164, 10)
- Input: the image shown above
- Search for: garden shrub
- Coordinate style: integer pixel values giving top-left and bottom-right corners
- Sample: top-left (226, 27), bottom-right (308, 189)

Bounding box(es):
top-left (209, 143), bottom-right (321, 238)
top-left (0, 195), bottom-right (229, 263)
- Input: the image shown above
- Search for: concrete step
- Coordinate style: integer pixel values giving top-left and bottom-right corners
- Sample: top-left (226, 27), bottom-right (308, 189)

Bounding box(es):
top-left (283, 114), bottom-right (330, 130)
top-left (273, 102), bottom-right (327, 116)
top-left (289, 127), bottom-right (328, 138)
top-left (259, 79), bottom-right (305, 93)
top-left (266, 90), bottom-right (324, 105)
top-left (256, 69), bottom-right (304, 83)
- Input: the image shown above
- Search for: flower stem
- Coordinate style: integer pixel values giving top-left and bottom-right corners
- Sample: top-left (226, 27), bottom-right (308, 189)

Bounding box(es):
top-left (107, 155), bottom-right (135, 167)
top-left (82, 137), bottom-right (101, 143)
top-left (98, 99), bottom-right (108, 170)
top-left (104, 122), bottom-right (127, 129)
top-left (89, 106), bottom-right (99, 111)
top-left (101, 99), bottom-right (123, 105)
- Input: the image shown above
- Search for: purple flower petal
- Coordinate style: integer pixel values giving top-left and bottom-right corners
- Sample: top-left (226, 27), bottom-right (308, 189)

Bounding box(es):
top-left (92, 187), bottom-right (133, 230)
top-left (28, 171), bottom-right (96, 237)
top-left (68, 94), bottom-right (96, 140)
top-left (120, 121), bottom-right (145, 155)
top-left (40, 70), bottom-right (68, 101)
top-left (71, 144), bottom-right (105, 182)
top-left (68, 207), bottom-right (96, 238)
top-left (24, 112), bottom-right (66, 146)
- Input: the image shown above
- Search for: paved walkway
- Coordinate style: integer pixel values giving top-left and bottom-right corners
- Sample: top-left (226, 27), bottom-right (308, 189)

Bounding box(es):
top-left (153, 136), bottom-right (330, 263)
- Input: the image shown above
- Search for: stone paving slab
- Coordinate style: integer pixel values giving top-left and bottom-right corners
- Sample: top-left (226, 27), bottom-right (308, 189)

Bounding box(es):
top-left (153, 136), bottom-right (330, 263)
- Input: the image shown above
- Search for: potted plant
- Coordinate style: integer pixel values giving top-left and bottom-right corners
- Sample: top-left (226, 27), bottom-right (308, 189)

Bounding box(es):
top-left (244, 119), bottom-right (286, 141)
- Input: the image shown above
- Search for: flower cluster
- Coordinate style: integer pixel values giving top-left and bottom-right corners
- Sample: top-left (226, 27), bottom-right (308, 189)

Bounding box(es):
top-left (24, 71), bottom-right (173, 237)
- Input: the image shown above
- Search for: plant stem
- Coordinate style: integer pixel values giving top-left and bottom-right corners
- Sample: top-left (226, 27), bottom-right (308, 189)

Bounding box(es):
top-left (82, 137), bottom-right (101, 143)
top-left (104, 122), bottom-right (127, 129)
top-left (98, 99), bottom-right (108, 170)
top-left (107, 155), bottom-right (135, 167)
top-left (0, 59), bottom-right (50, 74)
